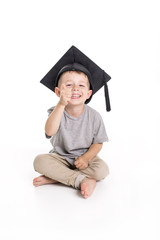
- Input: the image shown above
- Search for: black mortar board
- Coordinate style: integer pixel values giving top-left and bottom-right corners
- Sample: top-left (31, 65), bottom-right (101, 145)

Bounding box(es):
top-left (40, 45), bottom-right (111, 111)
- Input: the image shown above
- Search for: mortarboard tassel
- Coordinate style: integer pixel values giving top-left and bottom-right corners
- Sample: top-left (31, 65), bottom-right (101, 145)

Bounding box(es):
top-left (104, 82), bottom-right (111, 111)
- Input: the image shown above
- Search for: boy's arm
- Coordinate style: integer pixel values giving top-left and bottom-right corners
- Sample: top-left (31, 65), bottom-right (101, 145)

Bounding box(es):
top-left (74, 143), bottom-right (103, 170)
top-left (45, 102), bottom-right (65, 137)
top-left (82, 143), bottom-right (103, 162)
top-left (45, 84), bottom-right (72, 137)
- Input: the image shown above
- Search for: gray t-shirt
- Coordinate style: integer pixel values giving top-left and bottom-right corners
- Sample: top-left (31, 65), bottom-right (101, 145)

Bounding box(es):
top-left (46, 104), bottom-right (108, 165)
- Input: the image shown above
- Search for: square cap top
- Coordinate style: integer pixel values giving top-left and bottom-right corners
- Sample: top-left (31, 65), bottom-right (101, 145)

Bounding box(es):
top-left (40, 45), bottom-right (111, 111)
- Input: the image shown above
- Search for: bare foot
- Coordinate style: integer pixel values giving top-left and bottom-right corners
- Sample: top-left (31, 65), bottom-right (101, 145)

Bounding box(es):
top-left (33, 175), bottom-right (58, 187)
top-left (81, 178), bottom-right (96, 199)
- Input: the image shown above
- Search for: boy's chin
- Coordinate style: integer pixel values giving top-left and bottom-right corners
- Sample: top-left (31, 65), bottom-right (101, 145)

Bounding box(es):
top-left (68, 100), bottom-right (86, 106)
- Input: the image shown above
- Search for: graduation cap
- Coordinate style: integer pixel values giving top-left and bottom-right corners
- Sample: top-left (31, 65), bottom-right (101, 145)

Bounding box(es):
top-left (40, 45), bottom-right (111, 111)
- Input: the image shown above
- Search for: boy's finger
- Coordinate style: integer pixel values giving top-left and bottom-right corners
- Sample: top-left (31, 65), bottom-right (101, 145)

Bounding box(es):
top-left (62, 84), bottom-right (66, 89)
top-left (76, 164), bottom-right (81, 169)
top-left (63, 84), bottom-right (72, 92)
top-left (74, 160), bottom-right (78, 165)
top-left (74, 160), bottom-right (80, 167)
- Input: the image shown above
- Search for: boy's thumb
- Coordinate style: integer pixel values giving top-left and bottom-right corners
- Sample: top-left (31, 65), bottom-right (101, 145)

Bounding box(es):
top-left (62, 84), bottom-right (66, 89)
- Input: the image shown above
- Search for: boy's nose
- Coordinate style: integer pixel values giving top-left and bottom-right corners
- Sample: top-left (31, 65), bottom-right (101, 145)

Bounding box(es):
top-left (72, 84), bottom-right (79, 90)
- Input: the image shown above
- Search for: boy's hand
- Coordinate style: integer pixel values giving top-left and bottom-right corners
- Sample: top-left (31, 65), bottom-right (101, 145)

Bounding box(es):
top-left (59, 84), bottom-right (72, 106)
top-left (74, 156), bottom-right (88, 170)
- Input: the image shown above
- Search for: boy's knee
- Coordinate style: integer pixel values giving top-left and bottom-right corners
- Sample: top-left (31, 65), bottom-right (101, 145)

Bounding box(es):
top-left (93, 161), bottom-right (109, 181)
top-left (33, 154), bottom-right (46, 171)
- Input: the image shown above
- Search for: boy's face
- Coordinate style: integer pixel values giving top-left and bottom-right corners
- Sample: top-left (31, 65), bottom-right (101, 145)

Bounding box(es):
top-left (55, 71), bottom-right (92, 106)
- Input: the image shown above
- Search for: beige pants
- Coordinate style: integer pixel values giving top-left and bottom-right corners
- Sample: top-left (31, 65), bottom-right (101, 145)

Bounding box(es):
top-left (33, 153), bottom-right (109, 189)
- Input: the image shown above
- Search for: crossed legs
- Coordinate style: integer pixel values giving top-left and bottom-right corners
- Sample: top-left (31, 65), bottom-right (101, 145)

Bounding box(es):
top-left (33, 153), bottom-right (109, 198)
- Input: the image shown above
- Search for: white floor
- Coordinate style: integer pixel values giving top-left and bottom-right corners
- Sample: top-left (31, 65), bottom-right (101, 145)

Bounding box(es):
top-left (0, 145), bottom-right (159, 240)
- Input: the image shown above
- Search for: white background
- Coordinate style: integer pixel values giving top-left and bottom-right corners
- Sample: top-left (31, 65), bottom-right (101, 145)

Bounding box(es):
top-left (0, 0), bottom-right (159, 239)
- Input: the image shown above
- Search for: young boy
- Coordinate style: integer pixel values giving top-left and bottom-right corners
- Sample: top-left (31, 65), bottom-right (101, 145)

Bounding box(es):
top-left (33, 46), bottom-right (111, 199)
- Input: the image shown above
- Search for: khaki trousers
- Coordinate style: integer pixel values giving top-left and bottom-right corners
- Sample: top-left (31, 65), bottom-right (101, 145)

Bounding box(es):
top-left (33, 153), bottom-right (109, 189)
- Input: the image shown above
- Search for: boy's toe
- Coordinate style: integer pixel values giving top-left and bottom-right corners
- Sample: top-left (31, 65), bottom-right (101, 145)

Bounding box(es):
top-left (81, 190), bottom-right (85, 195)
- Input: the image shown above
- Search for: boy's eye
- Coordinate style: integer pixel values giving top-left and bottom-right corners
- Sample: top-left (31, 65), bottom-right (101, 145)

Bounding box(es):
top-left (79, 85), bottom-right (85, 87)
top-left (66, 84), bottom-right (72, 87)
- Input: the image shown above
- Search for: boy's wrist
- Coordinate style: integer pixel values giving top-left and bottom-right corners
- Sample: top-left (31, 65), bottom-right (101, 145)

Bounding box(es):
top-left (57, 101), bottom-right (66, 109)
top-left (81, 153), bottom-right (92, 163)
top-left (82, 143), bottom-right (103, 162)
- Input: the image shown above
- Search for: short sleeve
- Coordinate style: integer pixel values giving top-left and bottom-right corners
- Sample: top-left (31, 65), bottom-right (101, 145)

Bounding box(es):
top-left (92, 112), bottom-right (109, 144)
top-left (47, 106), bottom-right (55, 116)
top-left (45, 133), bottom-right (52, 139)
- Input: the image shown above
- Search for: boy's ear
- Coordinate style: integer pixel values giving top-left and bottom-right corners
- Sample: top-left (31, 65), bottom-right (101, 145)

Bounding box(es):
top-left (87, 90), bottom-right (92, 99)
top-left (55, 87), bottom-right (60, 97)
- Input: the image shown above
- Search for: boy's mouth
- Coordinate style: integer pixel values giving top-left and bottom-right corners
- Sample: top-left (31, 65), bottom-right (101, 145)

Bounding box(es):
top-left (71, 94), bottom-right (81, 99)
